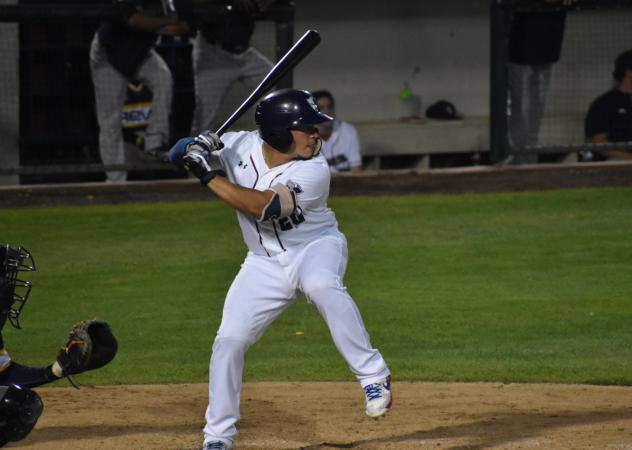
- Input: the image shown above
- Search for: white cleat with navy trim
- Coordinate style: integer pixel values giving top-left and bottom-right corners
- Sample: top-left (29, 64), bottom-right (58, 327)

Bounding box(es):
top-left (363, 375), bottom-right (392, 418)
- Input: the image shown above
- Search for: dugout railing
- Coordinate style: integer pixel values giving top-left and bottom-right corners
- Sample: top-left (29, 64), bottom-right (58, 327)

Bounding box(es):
top-left (0, 0), bottom-right (295, 184)
top-left (490, 0), bottom-right (632, 163)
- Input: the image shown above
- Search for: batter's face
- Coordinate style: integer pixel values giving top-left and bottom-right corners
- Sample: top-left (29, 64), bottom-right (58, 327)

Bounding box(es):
top-left (289, 126), bottom-right (321, 160)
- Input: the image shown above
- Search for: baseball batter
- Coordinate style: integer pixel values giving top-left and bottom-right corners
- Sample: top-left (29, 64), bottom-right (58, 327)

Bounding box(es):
top-left (169, 89), bottom-right (392, 450)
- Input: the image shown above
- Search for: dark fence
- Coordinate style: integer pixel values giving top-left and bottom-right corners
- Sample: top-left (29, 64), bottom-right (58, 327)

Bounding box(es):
top-left (0, 0), bottom-right (295, 183)
top-left (489, 0), bottom-right (632, 163)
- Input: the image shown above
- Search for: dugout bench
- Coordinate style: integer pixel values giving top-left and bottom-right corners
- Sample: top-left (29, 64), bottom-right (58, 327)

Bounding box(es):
top-left (355, 113), bottom-right (585, 170)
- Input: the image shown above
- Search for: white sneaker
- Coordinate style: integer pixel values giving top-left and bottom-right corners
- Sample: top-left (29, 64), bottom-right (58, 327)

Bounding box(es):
top-left (363, 375), bottom-right (392, 418)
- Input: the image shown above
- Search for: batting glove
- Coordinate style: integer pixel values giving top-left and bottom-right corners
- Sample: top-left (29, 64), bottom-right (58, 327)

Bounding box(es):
top-left (183, 144), bottom-right (226, 186)
top-left (194, 131), bottom-right (224, 152)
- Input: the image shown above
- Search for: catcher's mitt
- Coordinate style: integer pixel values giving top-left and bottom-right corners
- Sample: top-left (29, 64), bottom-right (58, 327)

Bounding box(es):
top-left (56, 319), bottom-right (118, 377)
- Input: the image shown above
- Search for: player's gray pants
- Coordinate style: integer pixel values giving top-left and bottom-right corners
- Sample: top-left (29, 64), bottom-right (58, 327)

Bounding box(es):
top-left (191, 34), bottom-right (273, 135)
top-left (203, 234), bottom-right (390, 447)
top-left (507, 62), bottom-right (552, 165)
top-left (90, 34), bottom-right (172, 182)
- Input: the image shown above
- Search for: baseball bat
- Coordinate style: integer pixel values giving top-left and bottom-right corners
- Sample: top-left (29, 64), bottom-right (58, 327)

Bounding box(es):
top-left (215, 29), bottom-right (322, 136)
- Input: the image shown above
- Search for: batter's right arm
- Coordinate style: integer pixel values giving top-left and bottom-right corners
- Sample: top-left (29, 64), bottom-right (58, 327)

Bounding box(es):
top-left (171, 135), bottom-right (296, 220)
top-left (206, 176), bottom-right (296, 221)
top-left (207, 177), bottom-right (276, 218)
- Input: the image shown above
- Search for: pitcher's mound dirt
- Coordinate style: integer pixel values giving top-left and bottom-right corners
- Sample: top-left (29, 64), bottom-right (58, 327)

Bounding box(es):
top-left (19, 381), bottom-right (632, 449)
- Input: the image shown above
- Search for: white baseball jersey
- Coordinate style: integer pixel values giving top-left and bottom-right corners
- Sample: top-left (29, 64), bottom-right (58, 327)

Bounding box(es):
top-left (217, 130), bottom-right (339, 256)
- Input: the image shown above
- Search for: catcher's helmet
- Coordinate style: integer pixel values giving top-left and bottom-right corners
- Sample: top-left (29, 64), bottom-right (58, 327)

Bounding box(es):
top-left (0, 244), bottom-right (36, 330)
top-left (0, 385), bottom-right (43, 447)
top-left (255, 89), bottom-right (332, 152)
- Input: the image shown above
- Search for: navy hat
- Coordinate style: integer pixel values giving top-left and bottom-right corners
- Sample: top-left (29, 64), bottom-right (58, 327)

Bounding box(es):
top-left (425, 100), bottom-right (462, 120)
top-left (255, 89), bottom-right (332, 152)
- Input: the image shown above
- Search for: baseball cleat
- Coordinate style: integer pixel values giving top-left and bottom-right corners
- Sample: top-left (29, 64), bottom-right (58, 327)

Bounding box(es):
top-left (203, 441), bottom-right (230, 450)
top-left (363, 375), bottom-right (392, 418)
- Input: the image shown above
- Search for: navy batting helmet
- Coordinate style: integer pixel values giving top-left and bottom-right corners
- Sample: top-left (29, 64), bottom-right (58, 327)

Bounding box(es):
top-left (0, 385), bottom-right (43, 447)
top-left (255, 89), bottom-right (333, 152)
top-left (0, 244), bottom-right (36, 330)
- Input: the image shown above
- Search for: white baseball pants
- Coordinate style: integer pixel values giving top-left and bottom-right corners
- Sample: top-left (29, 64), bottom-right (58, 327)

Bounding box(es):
top-left (203, 233), bottom-right (390, 447)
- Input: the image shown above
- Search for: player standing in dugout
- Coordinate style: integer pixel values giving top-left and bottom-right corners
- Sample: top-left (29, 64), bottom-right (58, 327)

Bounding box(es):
top-left (169, 89), bottom-right (392, 450)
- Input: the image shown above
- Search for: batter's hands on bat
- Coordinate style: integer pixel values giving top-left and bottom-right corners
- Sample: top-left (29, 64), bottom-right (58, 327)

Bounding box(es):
top-left (183, 144), bottom-right (226, 186)
top-left (194, 131), bottom-right (225, 152)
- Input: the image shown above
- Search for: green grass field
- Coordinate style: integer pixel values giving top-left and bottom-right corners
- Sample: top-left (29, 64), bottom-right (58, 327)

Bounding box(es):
top-left (2, 187), bottom-right (631, 386)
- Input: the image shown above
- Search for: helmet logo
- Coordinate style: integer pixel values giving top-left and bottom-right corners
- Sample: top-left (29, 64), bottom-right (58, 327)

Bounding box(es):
top-left (307, 96), bottom-right (320, 113)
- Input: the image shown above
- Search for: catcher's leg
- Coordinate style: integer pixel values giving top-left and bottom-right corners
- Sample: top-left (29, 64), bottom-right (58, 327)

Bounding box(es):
top-left (0, 384), bottom-right (43, 446)
top-left (203, 253), bottom-right (295, 448)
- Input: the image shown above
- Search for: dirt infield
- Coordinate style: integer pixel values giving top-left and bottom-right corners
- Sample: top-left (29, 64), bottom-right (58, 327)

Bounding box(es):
top-left (19, 382), bottom-right (632, 449)
top-left (6, 162), bottom-right (632, 449)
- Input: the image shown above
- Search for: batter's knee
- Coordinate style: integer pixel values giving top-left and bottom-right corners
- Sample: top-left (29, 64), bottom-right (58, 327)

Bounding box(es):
top-left (212, 336), bottom-right (250, 355)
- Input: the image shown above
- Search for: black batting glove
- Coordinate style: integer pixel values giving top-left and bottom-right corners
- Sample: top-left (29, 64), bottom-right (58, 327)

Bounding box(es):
top-left (194, 131), bottom-right (224, 152)
top-left (182, 144), bottom-right (226, 186)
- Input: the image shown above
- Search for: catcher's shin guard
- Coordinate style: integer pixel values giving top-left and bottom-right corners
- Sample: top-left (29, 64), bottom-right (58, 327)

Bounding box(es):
top-left (0, 385), bottom-right (43, 445)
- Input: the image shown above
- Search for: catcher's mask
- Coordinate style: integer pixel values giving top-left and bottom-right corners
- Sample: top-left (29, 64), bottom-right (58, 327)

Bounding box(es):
top-left (255, 88), bottom-right (333, 155)
top-left (0, 244), bottom-right (36, 329)
top-left (0, 384), bottom-right (43, 447)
